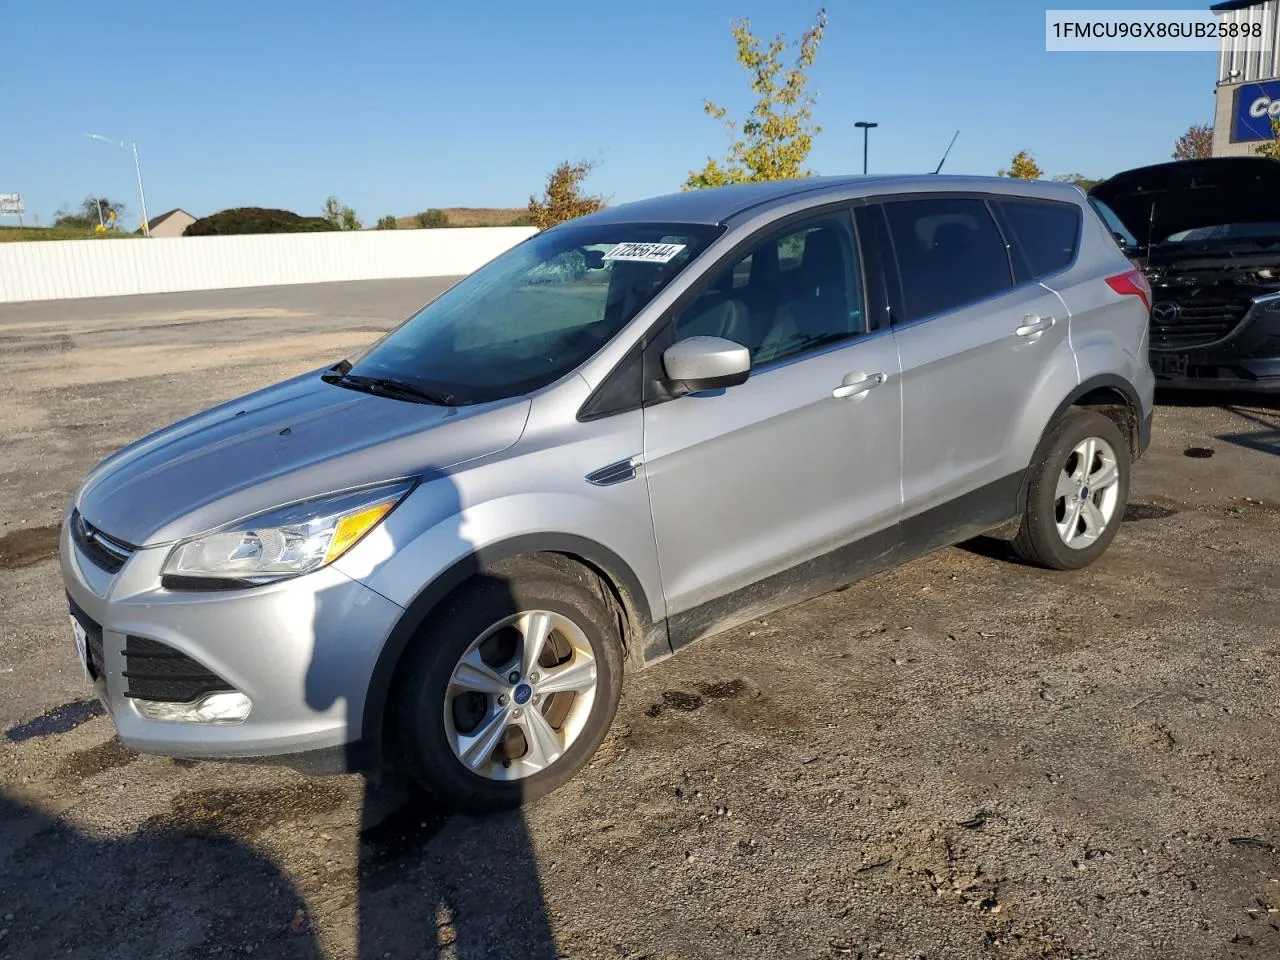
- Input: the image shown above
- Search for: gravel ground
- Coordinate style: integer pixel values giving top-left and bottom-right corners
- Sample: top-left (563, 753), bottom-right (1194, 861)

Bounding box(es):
top-left (1, 281), bottom-right (1278, 960)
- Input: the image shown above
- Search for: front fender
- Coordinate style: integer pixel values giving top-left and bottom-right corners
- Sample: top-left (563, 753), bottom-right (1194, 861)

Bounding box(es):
top-left (338, 488), bottom-right (664, 621)
top-left (335, 484), bottom-right (667, 749)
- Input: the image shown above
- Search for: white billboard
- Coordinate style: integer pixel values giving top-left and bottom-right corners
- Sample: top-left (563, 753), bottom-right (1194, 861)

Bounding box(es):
top-left (0, 193), bottom-right (23, 215)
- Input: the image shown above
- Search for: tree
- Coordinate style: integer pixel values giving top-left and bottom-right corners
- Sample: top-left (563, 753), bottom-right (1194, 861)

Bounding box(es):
top-left (54, 196), bottom-right (127, 229)
top-left (527, 160), bottom-right (606, 229)
top-left (322, 196), bottom-right (361, 230)
top-left (1256, 118), bottom-right (1280, 160)
top-left (375, 215), bottom-right (398, 230)
top-left (998, 151), bottom-right (1042, 179)
top-left (1052, 173), bottom-right (1101, 192)
top-left (685, 10), bottom-right (827, 189)
top-left (1173, 123), bottom-right (1213, 161)
top-left (414, 209), bottom-right (448, 228)
top-left (184, 208), bottom-right (336, 236)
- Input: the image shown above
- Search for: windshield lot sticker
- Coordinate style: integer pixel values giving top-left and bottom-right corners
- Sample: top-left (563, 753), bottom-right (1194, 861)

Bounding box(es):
top-left (603, 242), bottom-right (687, 263)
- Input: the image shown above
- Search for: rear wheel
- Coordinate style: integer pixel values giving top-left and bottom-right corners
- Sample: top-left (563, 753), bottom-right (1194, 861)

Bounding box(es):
top-left (1012, 409), bottom-right (1130, 570)
top-left (391, 559), bottom-right (623, 810)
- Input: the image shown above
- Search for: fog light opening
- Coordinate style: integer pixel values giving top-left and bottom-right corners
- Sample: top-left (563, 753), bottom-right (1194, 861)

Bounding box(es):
top-left (134, 691), bottom-right (252, 724)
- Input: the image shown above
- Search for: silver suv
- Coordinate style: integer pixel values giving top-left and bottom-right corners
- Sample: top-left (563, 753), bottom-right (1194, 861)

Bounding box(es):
top-left (61, 176), bottom-right (1154, 808)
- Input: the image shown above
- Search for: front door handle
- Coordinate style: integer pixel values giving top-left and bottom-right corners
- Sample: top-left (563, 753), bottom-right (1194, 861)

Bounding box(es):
top-left (1015, 315), bottom-right (1055, 338)
top-left (832, 372), bottom-right (886, 399)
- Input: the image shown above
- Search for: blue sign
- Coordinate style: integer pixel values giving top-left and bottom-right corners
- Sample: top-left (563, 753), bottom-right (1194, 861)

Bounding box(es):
top-left (1233, 80), bottom-right (1280, 142)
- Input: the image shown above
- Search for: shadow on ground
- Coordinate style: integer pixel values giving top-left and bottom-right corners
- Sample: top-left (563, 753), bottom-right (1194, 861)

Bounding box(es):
top-left (355, 781), bottom-right (559, 959)
top-left (0, 791), bottom-right (324, 959)
top-left (1218, 404), bottom-right (1280, 458)
top-left (0, 776), bottom-right (560, 959)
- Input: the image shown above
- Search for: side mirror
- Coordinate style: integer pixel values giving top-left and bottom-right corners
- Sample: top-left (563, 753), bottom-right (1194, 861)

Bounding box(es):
top-left (662, 336), bottom-right (750, 396)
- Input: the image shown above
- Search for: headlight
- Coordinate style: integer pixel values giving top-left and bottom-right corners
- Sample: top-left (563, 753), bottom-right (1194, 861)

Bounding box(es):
top-left (162, 480), bottom-right (414, 586)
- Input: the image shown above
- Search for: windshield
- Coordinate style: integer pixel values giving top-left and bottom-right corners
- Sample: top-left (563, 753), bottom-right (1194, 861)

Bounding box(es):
top-left (343, 221), bottom-right (721, 404)
top-left (1162, 222), bottom-right (1280, 244)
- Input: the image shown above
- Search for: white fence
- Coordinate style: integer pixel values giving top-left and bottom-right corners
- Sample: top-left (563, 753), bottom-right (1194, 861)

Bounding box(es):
top-left (0, 227), bottom-right (538, 303)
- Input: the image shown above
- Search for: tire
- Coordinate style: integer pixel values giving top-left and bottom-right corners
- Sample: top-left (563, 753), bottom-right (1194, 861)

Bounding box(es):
top-left (1011, 409), bottom-right (1130, 571)
top-left (390, 557), bottom-right (623, 811)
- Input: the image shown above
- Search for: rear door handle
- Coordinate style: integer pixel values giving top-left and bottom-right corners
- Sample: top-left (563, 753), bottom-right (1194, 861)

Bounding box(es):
top-left (832, 372), bottom-right (886, 399)
top-left (1015, 316), bottom-right (1055, 338)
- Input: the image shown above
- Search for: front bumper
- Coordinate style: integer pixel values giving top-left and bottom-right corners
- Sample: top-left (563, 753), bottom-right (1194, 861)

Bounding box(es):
top-left (59, 509), bottom-right (405, 766)
top-left (1151, 294), bottom-right (1280, 392)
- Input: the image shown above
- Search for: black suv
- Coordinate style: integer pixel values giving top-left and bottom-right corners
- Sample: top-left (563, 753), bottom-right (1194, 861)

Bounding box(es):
top-left (1090, 157), bottom-right (1280, 393)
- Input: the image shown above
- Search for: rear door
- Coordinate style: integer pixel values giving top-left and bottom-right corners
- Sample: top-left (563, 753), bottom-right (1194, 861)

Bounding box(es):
top-left (642, 207), bottom-right (902, 641)
top-left (876, 194), bottom-right (1078, 526)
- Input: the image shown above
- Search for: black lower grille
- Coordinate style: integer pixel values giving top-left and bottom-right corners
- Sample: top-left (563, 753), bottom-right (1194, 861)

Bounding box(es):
top-left (1150, 295), bottom-right (1252, 350)
top-left (123, 636), bottom-right (234, 703)
top-left (68, 597), bottom-right (105, 681)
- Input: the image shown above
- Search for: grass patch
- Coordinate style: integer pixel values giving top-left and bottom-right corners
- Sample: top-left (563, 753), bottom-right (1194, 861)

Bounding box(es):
top-left (0, 225), bottom-right (140, 242)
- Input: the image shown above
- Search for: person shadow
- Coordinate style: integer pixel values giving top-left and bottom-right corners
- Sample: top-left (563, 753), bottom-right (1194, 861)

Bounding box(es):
top-left (305, 465), bottom-right (561, 960)
top-left (0, 791), bottom-right (324, 959)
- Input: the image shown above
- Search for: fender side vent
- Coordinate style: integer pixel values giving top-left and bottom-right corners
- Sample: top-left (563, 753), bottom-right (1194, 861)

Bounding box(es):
top-left (586, 457), bottom-right (640, 486)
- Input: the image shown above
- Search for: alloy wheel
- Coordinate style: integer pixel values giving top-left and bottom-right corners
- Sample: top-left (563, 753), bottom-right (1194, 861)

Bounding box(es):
top-left (1054, 436), bottom-right (1121, 549)
top-left (443, 610), bottom-right (598, 781)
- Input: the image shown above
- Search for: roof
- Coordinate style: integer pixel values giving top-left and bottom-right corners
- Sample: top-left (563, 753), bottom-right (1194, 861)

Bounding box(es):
top-left (143, 208), bottom-right (194, 230)
top-left (574, 175), bottom-right (1087, 227)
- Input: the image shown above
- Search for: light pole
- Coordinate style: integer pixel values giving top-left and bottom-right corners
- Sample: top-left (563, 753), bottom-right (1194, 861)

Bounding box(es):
top-left (85, 133), bottom-right (151, 236)
top-left (854, 121), bottom-right (878, 175)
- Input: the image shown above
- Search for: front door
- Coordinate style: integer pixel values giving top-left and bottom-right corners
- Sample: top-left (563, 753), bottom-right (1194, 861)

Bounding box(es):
top-left (641, 208), bottom-right (903, 644)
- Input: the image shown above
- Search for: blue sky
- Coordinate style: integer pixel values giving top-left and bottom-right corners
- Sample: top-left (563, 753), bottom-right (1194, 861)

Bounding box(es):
top-left (4, 0), bottom-right (1219, 229)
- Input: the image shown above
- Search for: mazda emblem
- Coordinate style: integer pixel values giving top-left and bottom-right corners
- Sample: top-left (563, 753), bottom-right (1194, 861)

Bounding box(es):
top-left (1151, 301), bottom-right (1180, 322)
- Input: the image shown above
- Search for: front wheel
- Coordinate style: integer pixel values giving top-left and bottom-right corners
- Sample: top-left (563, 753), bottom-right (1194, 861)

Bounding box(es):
top-left (390, 558), bottom-right (623, 811)
top-left (1011, 409), bottom-right (1130, 570)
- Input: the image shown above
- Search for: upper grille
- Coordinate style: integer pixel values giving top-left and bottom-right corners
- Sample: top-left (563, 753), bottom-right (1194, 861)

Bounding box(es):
top-left (1149, 295), bottom-right (1253, 350)
top-left (122, 635), bottom-right (235, 703)
top-left (71, 509), bottom-right (136, 574)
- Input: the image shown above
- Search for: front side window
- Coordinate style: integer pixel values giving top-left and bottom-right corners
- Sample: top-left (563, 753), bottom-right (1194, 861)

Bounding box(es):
top-left (672, 209), bottom-right (864, 367)
top-left (345, 222), bottom-right (721, 404)
top-left (882, 197), bottom-right (1013, 322)
top-left (998, 199), bottom-right (1082, 278)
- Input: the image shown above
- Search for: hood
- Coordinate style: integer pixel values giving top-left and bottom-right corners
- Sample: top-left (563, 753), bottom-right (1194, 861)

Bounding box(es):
top-left (1089, 158), bottom-right (1280, 244)
top-left (77, 369), bottom-right (531, 546)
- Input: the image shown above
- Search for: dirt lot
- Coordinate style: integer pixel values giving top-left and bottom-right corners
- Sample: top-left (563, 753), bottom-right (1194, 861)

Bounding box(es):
top-left (1, 281), bottom-right (1278, 960)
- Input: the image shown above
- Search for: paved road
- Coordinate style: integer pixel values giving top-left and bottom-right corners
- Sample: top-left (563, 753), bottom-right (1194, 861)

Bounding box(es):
top-left (0, 277), bottom-right (456, 327)
top-left (2, 281), bottom-right (1279, 959)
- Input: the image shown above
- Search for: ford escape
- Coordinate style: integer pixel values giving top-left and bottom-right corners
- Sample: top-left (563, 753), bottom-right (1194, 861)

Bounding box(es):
top-left (61, 175), bottom-right (1154, 808)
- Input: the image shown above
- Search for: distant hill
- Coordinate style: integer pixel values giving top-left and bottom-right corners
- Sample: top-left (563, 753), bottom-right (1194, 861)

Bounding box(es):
top-left (394, 207), bottom-right (529, 229)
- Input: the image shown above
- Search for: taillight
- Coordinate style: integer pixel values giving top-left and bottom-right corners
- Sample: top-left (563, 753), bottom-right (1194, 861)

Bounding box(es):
top-left (1105, 269), bottom-right (1151, 312)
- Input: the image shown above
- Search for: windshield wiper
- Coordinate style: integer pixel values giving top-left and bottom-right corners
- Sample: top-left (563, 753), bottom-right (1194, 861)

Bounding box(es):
top-left (321, 372), bottom-right (456, 406)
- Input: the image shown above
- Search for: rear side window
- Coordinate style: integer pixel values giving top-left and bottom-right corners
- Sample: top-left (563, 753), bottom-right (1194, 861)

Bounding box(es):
top-left (998, 199), bottom-right (1082, 278)
top-left (1089, 198), bottom-right (1137, 250)
top-left (882, 198), bottom-right (1013, 322)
